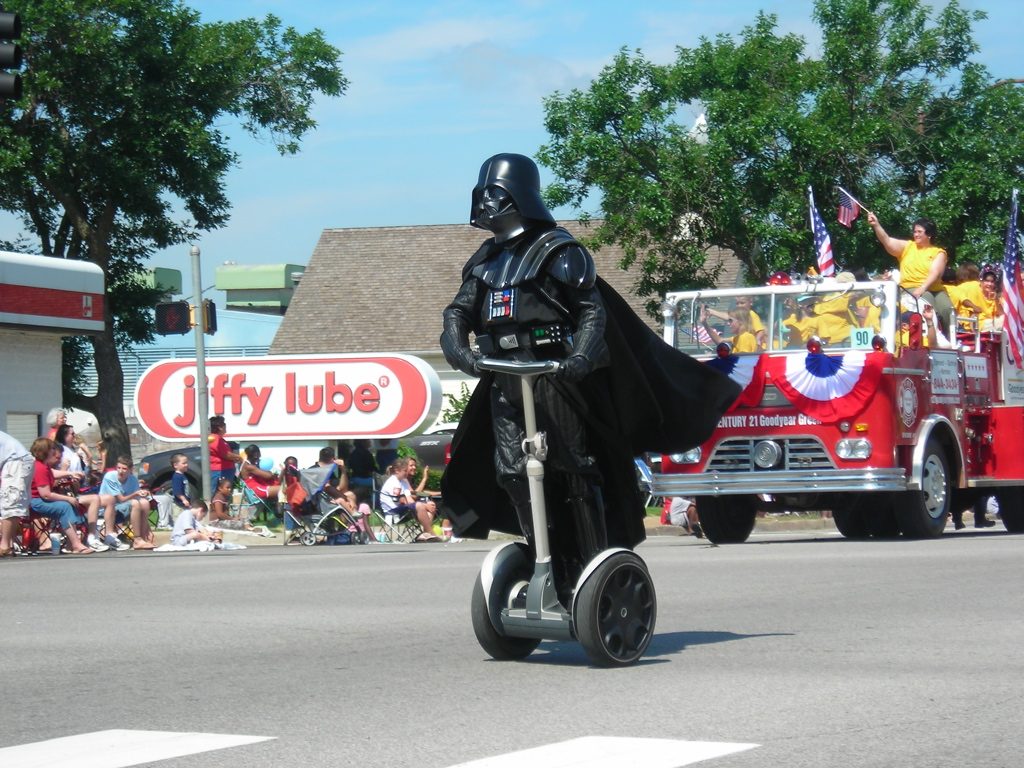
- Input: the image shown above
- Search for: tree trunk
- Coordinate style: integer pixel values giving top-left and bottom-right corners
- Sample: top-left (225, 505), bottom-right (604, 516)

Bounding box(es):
top-left (89, 328), bottom-right (132, 465)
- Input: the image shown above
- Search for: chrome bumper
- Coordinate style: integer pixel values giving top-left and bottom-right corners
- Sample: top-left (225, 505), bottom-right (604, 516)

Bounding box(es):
top-left (651, 468), bottom-right (908, 496)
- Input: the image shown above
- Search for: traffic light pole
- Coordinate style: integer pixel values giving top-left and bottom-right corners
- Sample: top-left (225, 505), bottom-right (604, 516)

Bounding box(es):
top-left (191, 245), bottom-right (212, 503)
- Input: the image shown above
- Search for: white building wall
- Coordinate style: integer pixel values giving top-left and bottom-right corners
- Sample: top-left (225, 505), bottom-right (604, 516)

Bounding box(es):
top-left (0, 329), bottom-right (63, 444)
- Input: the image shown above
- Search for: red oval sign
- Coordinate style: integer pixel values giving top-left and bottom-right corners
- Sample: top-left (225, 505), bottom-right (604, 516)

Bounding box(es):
top-left (134, 354), bottom-right (441, 441)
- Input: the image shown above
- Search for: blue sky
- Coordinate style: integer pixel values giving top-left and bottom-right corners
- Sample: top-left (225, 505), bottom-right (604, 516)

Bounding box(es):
top-left (5, 1), bottom-right (1020, 347)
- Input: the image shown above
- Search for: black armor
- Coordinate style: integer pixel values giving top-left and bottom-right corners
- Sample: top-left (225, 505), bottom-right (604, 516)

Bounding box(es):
top-left (443, 154), bottom-right (742, 601)
top-left (442, 154), bottom-right (611, 584)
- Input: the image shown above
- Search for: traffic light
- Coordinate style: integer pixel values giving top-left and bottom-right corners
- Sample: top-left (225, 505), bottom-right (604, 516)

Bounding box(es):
top-left (202, 299), bottom-right (217, 335)
top-left (154, 301), bottom-right (194, 335)
top-left (0, 6), bottom-right (21, 100)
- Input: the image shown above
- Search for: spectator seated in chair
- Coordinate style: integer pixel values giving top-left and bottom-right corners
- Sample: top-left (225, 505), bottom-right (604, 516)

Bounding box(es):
top-left (28, 437), bottom-right (93, 554)
top-left (53, 424), bottom-right (111, 551)
top-left (240, 444), bottom-right (282, 503)
top-left (99, 456), bottom-right (155, 550)
top-left (379, 457), bottom-right (440, 542)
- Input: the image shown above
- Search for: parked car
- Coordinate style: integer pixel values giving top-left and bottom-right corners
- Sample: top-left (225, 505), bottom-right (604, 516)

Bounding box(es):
top-left (402, 423), bottom-right (458, 468)
top-left (137, 444), bottom-right (204, 493)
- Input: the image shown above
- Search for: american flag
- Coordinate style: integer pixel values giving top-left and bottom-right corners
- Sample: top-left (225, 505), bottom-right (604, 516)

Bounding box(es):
top-left (809, 190), bottom-right (835, 277)
top-left (1001, 190), bottom-right (1023, 367)
top-left (837, 188), bottom-right (860, 228)
top-left (682, 322), bottom-right (713, 345)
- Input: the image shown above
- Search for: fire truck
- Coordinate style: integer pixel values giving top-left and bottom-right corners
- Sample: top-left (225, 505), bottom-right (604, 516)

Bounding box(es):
top-left (650, 275), bottom-right (1024, 543)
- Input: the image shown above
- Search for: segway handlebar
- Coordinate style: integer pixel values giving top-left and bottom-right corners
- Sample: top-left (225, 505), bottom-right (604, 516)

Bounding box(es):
top-left (476, 358), bottom-right (560, 376)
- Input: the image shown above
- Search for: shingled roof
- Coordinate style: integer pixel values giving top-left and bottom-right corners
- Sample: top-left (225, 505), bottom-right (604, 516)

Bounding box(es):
top-left (270, 221), bottom-right (742, 356)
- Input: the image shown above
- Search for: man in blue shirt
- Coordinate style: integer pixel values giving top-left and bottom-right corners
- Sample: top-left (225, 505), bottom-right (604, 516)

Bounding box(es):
top-left (99, 456), bottom-right (154, 550)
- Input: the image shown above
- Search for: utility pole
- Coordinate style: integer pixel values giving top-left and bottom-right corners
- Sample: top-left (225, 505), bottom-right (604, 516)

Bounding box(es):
top-left (191, 245), bottom-right (212, 502)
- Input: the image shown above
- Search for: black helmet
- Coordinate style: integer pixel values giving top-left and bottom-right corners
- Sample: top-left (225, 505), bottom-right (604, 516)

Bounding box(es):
top-left (470, 153), bottom-right (554, 241)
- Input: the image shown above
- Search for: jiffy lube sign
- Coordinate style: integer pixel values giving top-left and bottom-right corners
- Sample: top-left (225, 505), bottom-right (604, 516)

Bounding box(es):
top-left (134, 354), bottom-right (442, 441)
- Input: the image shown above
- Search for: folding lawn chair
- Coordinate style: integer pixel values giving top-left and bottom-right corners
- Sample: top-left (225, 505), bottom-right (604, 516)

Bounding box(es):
top-left (373, 489), bottom-right (425, 543)
top-left (20, 511), bottom-right (88, 554)
top-left (634, 456), bottom-right (662, 509)
top-left (235, 480), bottom-right (281, 523)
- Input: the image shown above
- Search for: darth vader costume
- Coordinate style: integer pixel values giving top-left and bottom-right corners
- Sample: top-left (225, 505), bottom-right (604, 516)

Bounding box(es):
top-left (441, 153), bottom-right (738, 597)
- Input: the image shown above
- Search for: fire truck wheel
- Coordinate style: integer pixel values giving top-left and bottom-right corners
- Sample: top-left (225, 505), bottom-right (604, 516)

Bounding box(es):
top-left (895, 443), bottom-right (950, 539)
top-left (866, 495), bottom-right (901, 538)
top-left (832, 502), bottom-right (869, 538)
top-left (833, 496), bottom-right (899, 538)
top-left (695, 495), bottom-right (756, 544)
top-left (994, 487), bottom-right (1024, 533)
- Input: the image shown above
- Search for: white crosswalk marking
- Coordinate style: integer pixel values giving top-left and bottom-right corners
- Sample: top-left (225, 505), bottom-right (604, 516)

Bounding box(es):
top-left (445, 736), bottom-right (759, 768)
top-left (0, 729), bottom-right (275, 768)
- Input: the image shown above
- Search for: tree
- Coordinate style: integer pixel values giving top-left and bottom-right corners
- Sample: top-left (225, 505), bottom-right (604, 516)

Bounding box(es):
top-left (538, 0), bottom-right (1024, 304)
top-left (0, 1), bottom-right (346, 460)
top-left (440, 382), bottom-right (473, 424)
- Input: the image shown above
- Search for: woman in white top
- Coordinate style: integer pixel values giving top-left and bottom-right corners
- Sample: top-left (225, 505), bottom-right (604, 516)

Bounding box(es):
top-left (53, 424), bottom-right (110, 550)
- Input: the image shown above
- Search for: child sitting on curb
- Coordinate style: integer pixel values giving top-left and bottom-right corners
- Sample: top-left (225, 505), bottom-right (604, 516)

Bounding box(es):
top-left (209, 476), bottom-right (255, 530)
top-left (171, 499), bottom-right (221, 547)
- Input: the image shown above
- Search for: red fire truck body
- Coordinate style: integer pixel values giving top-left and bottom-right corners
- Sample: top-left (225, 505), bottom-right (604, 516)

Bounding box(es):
top-left (651, 277), bottom-right (1024, 543)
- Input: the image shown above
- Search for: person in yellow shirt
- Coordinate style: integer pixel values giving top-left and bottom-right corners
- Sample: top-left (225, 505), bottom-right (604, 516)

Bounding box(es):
top-left (945, 262), bottom-right (981, 309)
top-left (708, 296), bottom-right (766, 348)
top-left (701, 306), bottom-right (759, 353)
top-left (868, 212), bottom-right (954, 333)
top-left (852, 295), bottom-right (882, 333)
top-left (945, 261), bottom-right (984, 335)
top-left (778, 297), bottom-right (819, 348)
top-left (811, 292), bottom-right (853, 344)
top-left (961, 265), bottom-right (1004, 331)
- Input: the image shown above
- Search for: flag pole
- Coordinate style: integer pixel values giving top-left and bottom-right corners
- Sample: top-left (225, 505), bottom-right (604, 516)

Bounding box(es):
top-left (836, 185), bottom-right (875, 217)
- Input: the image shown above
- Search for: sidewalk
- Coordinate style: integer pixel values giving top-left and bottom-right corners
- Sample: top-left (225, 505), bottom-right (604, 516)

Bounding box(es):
top-left (151, 528), bottom-right (285, 547)
top-left (645, 513), bottom-right (837, 536)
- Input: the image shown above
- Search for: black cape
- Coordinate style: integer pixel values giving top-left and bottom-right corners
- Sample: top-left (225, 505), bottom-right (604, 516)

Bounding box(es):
top-left (441, 277), bottom-right (741, 548)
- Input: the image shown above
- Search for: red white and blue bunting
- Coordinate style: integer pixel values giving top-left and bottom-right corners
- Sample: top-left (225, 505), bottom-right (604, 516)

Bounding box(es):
top-left (705, 354), bottom-right (766, 410)
top-left (765, 351), bottom-right (887, 422)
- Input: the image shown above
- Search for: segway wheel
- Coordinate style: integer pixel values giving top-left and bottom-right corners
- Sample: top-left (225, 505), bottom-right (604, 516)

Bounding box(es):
top-left (471, 572), bottom-right (540, 661)
top-left (574, 552), bottom-right (656, 667)
top-left (299, 530), bottom-right (317, 547)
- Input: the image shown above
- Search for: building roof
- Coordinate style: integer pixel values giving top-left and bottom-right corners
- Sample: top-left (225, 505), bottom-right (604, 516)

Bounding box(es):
top-left (270, 221), bottom-right (741, 356)
top-left (0, 250), bottom-right (106, 335)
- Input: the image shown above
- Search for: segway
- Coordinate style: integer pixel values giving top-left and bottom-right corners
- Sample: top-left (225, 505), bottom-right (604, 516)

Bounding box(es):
top-left (470, 358), bottom-right (657, 667)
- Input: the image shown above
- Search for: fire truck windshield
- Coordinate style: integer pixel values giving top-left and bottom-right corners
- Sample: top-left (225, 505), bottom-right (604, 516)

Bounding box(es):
top-left (665, 279), bottom-right (900, 356)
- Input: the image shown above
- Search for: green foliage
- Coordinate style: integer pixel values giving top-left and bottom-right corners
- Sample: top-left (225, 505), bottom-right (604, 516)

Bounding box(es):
top-left (0, 0), bottom-right (346, 459)
top-left (539, 0), bottom-right (1021, 300)
top-left (394, 443), bottom-right (442, 492)
top-left (440, 382), bottom-right (473, 424)
top-left (422, 468), bottom-right (442, 493)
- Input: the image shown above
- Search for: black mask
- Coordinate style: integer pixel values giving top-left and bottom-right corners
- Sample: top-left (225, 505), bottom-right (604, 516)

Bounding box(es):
top-left (475, 185), bottom-right (526, 242)
top-left (470, 153), bottom-right (555, 242)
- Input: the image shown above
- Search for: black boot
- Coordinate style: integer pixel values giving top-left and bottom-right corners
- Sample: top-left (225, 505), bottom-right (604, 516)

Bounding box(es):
top-left (952, 509), bottom-right (965, 530)
top-left (565, 476), bottom-right (608, 563)
top-left (499, 475), bottom-right (534, 543)
top-left (974, 497), bottom-right (995, 528)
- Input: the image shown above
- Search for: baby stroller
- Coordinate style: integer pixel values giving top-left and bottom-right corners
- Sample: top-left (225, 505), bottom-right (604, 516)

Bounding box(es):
top-left (283, 464), bottom-right (367, 546)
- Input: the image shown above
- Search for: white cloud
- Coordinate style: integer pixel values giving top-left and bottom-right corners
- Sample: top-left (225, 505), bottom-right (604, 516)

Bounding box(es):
top-left (345, 16), bottom-right (536, 67)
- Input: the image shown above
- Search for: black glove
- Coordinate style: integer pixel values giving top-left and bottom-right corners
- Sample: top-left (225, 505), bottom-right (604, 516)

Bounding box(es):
top-left (448, 346), bottom-right (481, 378)
top-left (555, 354), bottom-right (593, 383)
top-left (440, 313), bottom-right (482, 377)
